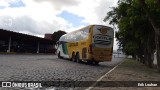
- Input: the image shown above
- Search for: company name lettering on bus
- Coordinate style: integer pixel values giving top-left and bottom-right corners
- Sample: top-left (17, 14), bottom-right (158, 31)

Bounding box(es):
top-left (69, 42), bottom-right (78, 47)
top-left (93, 35), bottom-right (112, 45)
top-left (94, 35), bottom-right (112, 41)
top-left (81, 42), bottom-right (86, 45)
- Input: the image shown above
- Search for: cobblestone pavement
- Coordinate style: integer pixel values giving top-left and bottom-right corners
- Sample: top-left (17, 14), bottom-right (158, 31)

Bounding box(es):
top-left (0, 54), bottom-right (124, 90)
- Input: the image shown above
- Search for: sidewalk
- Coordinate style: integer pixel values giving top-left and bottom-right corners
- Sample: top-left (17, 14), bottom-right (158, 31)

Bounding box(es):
top-left (89, 59), bottom-right (160, 90)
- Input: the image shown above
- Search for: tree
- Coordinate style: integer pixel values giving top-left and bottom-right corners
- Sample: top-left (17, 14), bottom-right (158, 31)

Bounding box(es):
top-left (104, 0), bottom-right (159, 71)
top-left (52, 30), bottom-right (67, 42)
top-left (138, 0), bottom-right (160, 72)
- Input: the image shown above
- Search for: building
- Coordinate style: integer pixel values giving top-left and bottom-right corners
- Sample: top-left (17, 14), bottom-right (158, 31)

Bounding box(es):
top-left (44, 34), bottom-right (52, 40)
top-left (0, 29), bottom-right (56, 53)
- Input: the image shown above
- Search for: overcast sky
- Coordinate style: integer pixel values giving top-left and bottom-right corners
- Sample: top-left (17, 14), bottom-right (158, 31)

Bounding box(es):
top-left (0, 0), bottom-right (118, 50)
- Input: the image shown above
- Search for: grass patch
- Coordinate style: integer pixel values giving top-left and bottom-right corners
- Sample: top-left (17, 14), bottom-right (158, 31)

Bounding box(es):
top-left (120, 59), bottom-right (160, 75)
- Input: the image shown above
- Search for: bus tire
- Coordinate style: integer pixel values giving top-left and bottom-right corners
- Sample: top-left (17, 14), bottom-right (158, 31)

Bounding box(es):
top-left (76, 53), bottom-right (81, 63)
top-left (71, 52), bottom-right (76, 62)
top-left (58, 52), bottom-right (62, 59)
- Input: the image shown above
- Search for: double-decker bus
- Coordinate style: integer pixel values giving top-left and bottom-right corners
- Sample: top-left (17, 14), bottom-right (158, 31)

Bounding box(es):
top-left (56, 25), bottom-right (114, 64)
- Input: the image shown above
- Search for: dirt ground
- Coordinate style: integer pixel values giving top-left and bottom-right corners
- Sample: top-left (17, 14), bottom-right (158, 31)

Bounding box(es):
top-left (91, 59), bottom-right (160, 90)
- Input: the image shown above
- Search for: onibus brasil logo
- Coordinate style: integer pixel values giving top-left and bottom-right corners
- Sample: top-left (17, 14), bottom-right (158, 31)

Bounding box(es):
top-left (1, 82), bottom-right (42, 88)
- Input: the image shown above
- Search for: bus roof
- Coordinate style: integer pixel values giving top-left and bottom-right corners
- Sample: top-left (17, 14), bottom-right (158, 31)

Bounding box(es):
top-left (69, 24), bottom-right (112, 34)
top-left (59, 25), bottom-right (113, 41)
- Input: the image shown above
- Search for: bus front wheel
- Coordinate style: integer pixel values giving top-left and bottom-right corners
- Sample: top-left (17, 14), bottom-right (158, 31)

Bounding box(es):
top-left (58, 52), bottom-right (62, 59)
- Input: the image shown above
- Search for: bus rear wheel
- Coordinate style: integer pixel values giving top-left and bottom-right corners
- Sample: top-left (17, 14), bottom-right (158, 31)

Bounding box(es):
top-left (76, 53), bottom-right (81, 63)
top-left (71, 52), bottom-right (76, 62)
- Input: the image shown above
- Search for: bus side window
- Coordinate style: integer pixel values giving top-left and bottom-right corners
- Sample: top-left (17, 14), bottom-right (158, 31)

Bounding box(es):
top-left (82, 28), bottom-right (89, 39)
top-left (76, 31), bottom-right (82, 41)
top-left (79, 31), bottom-right (84, 40)
top-left (84, 28), bottom-right (89, 33)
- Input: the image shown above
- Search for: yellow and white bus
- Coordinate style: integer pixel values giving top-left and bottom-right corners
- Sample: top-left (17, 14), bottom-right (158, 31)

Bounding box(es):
top-left (56, 25), bottom-right (114, 64)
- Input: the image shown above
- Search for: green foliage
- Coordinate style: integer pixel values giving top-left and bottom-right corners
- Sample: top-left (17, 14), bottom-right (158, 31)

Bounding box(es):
top-left (145, 0), bottom-right (160, 27)
top-left (124, 41), bottom-right (138, 55)
top-left (104, 0), bottom-right (157, 56)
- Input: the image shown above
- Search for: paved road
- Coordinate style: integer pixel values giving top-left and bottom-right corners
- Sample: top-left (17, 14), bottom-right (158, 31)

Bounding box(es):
top-left (0, 54), bottom-right (124, 90)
